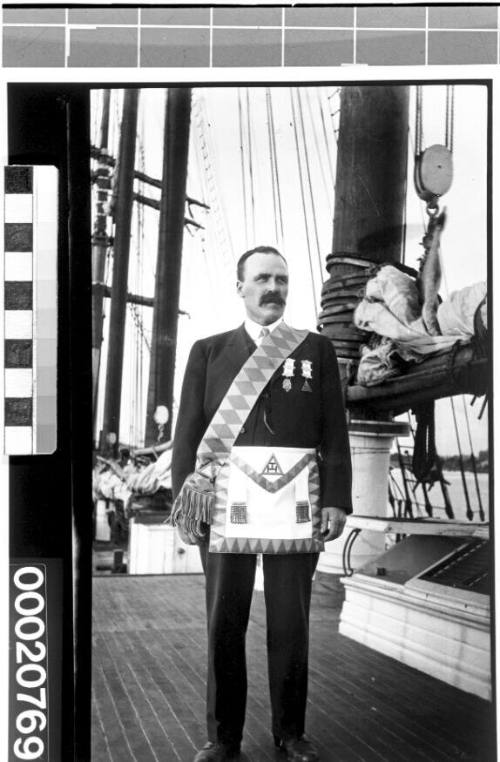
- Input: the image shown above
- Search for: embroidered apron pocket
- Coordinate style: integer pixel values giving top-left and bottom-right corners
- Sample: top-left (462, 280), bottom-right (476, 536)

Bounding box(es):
top-left (209, 446), bottom-right (324, 554)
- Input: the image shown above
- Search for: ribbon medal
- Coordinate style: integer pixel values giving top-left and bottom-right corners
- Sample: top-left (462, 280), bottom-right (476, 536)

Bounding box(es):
top-left (301, 360), bottom-right (313, 392)
top-left (282, 358), bottom-right (295, 392)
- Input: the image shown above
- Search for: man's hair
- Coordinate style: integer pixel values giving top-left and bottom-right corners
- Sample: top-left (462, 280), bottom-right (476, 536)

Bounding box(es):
top-left (236, 245), bottom-right (287, 281)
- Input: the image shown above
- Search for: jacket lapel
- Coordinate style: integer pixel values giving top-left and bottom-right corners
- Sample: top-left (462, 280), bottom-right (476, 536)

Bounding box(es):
top-left (224, 323), bottom-right (255, 376)
top-left (205, 325), bottom-right (255, 417)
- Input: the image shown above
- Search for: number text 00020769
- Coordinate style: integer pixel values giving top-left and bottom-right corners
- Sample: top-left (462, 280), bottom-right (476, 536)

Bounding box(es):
top-left (10, 566), bottom-right (49, 761)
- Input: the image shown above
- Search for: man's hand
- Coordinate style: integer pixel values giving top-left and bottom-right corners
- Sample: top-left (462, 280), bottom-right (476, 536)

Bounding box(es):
top-left (321, 507), bottom-right (347, 541)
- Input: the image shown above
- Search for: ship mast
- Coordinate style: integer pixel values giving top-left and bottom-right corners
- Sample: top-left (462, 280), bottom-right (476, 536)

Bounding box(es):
top-left (100, 89), bottom-right (139, 454)
top-left (91, 89), bottom-right (111, 427)
top-left (327, 84), bottom-right (409, 389)
top-left (145, 88), bottom-right (192, 445)
top-left (332, 86), bottom-right (409, 271)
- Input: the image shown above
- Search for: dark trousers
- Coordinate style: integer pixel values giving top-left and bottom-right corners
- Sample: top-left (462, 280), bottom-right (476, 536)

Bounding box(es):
top-left (199, 544), bottom-right (319, 746)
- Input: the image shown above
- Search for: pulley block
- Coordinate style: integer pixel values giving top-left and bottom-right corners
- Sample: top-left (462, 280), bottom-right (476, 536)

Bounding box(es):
top-left (414, 144), bottom-right (453, 204)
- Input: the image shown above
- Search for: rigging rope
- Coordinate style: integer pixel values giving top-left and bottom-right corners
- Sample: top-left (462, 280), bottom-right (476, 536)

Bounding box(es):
top-left (296, 88), bottom-right (323, 282)
top-left (191, 94), bottom-right (234, 272)
top-left (246, 88), bottom-right (256, 244)
top-left (389, 469), bottom-right (405, 501)
top-left (289, 88), bottom-right (318, 316)
top-left (266, 89), bottom-right (280, 247)
top-left (238, 88), bottom-right (249, 248)
top-left (408, 119), bottom-right (430, 240)
top-left (328, 88), bottom-right (342, 146)
top-left (424, 176), bottom-right (478, 524)
top-left (415, 84), bottom-right (455, 155)
top-left (305, 89), bottom-right (332, 213)
top-left (450, 397), bottom-right (474, 521)
top-left (396, 441), bottom-right (414, 518)
top-left (445, 85), bottom-right (455, 154)
top-left (461, 396), bottom-right (485, 521)
top-left (317, 87), bottom-right (336, 193)
top-left (406, 411), bottom-right (433, 517)
top-left (191, 93), bottom-right (233, 322)
top-left (268, 91), bottom-right (284, 249)
top-left (415, 86), bottom-right (423, 157)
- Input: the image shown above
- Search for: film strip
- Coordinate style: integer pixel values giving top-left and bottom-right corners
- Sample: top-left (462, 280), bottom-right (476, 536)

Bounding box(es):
top-left (2, 5), bottom-right (499, 67)
top-left (3, 166), bottom-right (58, 455)
top-left (1, 6), bottom-right (494, 762)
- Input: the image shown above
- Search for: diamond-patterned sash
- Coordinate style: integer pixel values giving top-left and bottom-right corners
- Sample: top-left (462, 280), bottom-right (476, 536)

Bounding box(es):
top-left (197, 322), bottom-right (308, 460)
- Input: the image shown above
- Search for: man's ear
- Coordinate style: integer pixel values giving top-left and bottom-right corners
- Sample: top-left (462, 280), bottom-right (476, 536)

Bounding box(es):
top-left (236, 280), bottom-right (243, 298)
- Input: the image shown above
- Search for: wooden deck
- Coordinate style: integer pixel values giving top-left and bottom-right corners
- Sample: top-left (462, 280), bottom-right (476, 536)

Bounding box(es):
top-left (92, 572), bottom-right (494, 762)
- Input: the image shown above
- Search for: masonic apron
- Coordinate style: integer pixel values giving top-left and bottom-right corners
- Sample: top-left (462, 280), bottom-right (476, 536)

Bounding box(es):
top-left (196, 323), bottom-right (325, 554)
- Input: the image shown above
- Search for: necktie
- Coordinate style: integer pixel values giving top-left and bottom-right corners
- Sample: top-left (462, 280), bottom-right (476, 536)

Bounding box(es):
top-left (257, 328), bottom-right (273, 432)
top-left (257, 327), bottom-right (270, 346)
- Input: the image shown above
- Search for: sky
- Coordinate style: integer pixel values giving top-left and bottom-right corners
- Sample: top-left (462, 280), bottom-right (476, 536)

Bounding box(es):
top-left (92, 83), bottom-right (488, 458)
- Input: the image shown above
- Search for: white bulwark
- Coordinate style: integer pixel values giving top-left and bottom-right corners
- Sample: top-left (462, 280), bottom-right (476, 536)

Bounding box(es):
top-left (128, 520), bottom-right (203, 575)
top-left (338, 517), bottom-right (490, 701)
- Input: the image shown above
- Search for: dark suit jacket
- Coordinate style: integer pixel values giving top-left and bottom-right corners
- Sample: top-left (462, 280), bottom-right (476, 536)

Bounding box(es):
top-left (172, 324), bottom-right (352, 513)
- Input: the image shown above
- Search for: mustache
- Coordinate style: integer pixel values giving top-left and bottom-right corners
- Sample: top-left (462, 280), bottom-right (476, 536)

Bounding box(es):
top-left (260, 293), bottom-right (286, 306)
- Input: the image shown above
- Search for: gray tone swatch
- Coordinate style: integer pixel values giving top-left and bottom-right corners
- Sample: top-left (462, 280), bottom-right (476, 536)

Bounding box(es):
top-left (141, 28), bottom-right (210, 67)
top-left (357, 30), bottom-right (425, 65)
top-left (3, 26), bottom-right (65, 67)
top-left (285, 29), bottom-right (354, 66)
top-left (213, 28), bottom-right (281, 67)
top-left (68, 28), bottom-right (138, 67)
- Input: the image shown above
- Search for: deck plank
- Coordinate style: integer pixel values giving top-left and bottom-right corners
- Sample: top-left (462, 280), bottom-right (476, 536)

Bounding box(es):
top-left (92, 573), bottom-right (493, 762)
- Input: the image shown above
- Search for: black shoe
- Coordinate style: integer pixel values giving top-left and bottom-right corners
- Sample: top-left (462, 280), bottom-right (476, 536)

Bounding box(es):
top-left (193, 741), bottom-right (241, 761)
top-left (275, 735), bottom-right (319, 762)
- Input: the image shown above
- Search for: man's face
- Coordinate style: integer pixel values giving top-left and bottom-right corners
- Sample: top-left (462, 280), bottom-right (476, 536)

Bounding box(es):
top-left (237, 252), bottom-right (289, 326)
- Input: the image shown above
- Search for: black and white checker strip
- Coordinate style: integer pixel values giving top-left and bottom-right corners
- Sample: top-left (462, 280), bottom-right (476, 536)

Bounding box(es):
top-left (3, 165), bottom-right (58, 455)
top-left (4, 166), bottom-right (34, 454)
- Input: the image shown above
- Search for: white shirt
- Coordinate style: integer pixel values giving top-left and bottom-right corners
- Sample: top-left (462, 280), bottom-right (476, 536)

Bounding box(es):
top-left (244, 317), bottom-right (283, 345)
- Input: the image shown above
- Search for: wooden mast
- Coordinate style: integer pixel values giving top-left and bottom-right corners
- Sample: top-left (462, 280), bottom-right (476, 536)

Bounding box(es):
top-left (323, 85), bottom-right (409, 400)
top-left (145, 88), bottom-right (192, 445)
top-left (92, 89), bottom-right (111, 429)
top-left (101, 89), bottom-right (139, 454)
top-left (331, 85), bottom-right (409, 272)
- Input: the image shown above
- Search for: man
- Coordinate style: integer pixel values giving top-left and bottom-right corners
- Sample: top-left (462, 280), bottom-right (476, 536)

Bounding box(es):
top-left (172, 246), bottom-right (352, 762)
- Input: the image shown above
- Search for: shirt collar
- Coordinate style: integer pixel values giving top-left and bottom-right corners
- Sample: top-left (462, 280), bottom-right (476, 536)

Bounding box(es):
top-left (244, 316), bottom-right (283, 343)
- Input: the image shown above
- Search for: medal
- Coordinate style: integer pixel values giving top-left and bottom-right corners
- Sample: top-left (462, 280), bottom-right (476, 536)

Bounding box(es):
top-left (282, 358), bottom-right (295, 392)
top-left (301, 360), bottom-right (313, 392)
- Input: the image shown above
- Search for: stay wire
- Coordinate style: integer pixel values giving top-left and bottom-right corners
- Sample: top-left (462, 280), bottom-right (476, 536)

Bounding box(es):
top-left (461, 396), bottom-right (485, 521)
top-left (238, 88), bottom-right (249, 248)
top-left (450, 397), bottom-right (474, 521)
top-left (305, 88), bottom-right (333, 212)
top-left (246, 87), bottom-right (256, 244)
top-left (296, 88), bottom-right (323, 282)
top-left (445, 85), bottom-right (455, 153)
top-left (415, 85), bottom-right (423, 157)
top-left (289, 88), bottom-right (318, 316)
top-left (267, 89), bottom-right (284, 248)
top-left (266, 89), bottom-right (280, 247)
top-left (317, 87), bottom-right (336, 192)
